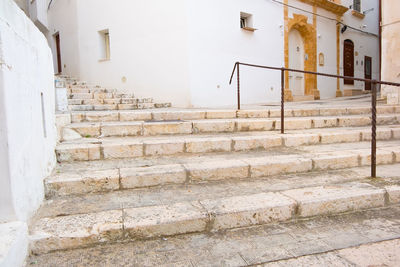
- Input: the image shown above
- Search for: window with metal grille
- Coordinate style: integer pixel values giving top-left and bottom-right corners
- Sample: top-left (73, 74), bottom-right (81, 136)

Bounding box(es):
top-left (353, 0), bottom-right (361, 12)
top-left (99, 29), bottom-right (110, 61)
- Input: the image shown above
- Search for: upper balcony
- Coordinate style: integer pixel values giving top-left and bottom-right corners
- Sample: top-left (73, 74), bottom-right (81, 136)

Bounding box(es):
top-left (298, 0), bottom-right (349, 16)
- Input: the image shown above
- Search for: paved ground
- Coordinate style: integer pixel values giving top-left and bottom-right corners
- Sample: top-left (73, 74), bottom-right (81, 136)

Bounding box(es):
top-left (261, 238), bottom-right (400, 266)
top-left (27, 204), bottom-right (400, 266)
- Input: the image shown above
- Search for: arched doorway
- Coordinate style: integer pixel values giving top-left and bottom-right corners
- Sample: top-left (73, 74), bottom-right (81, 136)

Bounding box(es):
top-left (343, 39), bottom-right (354, 84)
top-left (289, 29), bottom-right (305, 96)
top-left (284, 14), bottom-right (319, 101)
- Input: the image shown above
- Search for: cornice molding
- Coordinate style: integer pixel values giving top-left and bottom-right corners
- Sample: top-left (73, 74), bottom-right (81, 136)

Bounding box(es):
top-left (298, 0), bottom-right (348, 16)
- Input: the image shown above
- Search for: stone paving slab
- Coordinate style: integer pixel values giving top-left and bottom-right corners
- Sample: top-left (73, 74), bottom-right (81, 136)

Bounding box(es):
top-left (200, 193), bottom-right (296, 231)
top-left (282, 182), bottom-right (386, 217)
top-left (29, 210), bottom-right (123, 255)
top-left (120, 164), bottom-right (187, 189)
top-left (123, 202), bottom-right (208, 240)
top-left (45, 169), bottom-right (120, 197)
top-left (27, 205), bottom-right (400, 266)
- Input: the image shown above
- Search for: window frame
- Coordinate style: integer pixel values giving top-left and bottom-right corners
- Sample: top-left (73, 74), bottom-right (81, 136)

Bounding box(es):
top-left (353, 0), bottom-right (361, 13)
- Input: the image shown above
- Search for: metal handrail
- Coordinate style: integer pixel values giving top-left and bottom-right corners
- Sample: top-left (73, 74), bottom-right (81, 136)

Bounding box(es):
top-left (229, 61), bottom-right (400, 178)
top-left (229, 62), bottom-right (400, 87)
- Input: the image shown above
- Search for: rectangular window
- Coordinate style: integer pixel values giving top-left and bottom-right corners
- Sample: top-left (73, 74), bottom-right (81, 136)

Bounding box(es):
top-left (99, 29), bottom-right (110, 61)
top-left (353, 0), bottom-right (361, 12)
top-left (240, 12), bottom-right (256, 31)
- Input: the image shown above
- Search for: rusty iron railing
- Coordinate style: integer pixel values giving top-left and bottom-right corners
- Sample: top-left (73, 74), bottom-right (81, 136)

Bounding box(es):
top-left (229, 61), bottom-right (400, 178)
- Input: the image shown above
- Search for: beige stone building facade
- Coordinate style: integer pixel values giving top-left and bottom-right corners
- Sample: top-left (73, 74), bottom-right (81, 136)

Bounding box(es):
top-left (381, 0), bottom-right (400, 104)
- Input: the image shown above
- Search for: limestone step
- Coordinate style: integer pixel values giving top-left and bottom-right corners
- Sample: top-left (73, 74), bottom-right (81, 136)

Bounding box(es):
top-left (61, 114), bottom-right (400, 140)
top-left (66, 105), bottom-right (400, 123)
top-left (68, 93), bottom-right (145, 100)
top-left (49, 141), bottom-right (400, 196)
top-left (344, 89), bottom-right (367, 96)
top-left (38, 163), bottom-right (400, 217)
top-left (28, 204), bottom-right (400, 266)
top-left (29, 172), bottom-right (400, 254)
top-left (292, 95), bottom-right (315, 102)
top-left (67, 103), bottom-right (157, 111)
top-left (67, 98), bottom-right (148, 106)
top-left (56, 126), bottom-right (400, 162)
top-left (68, 88), bottom-right (117, 94)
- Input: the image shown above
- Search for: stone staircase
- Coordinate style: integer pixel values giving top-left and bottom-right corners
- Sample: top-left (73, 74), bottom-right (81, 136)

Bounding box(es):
top-left (58, 76), bottom-right (171, 111)
top-left (28, 104), bottom-right (400, 257)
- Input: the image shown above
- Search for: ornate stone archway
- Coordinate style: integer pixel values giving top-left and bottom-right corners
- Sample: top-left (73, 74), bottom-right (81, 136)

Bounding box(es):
top-left (284, 14), bottom-right (320, 100)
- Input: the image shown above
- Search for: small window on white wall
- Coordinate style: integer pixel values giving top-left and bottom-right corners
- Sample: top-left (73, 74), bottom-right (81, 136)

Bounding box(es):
top-left (353, 0), bottom-right (361, 12)
top-left (240, 12), bottom-right (256, 32)
top-left (99, 29), bottom-right (110, 61)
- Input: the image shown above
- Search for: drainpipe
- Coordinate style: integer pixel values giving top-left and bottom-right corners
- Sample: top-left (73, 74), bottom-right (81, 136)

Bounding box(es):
top-left (379, 0), bottom-right (382, 90)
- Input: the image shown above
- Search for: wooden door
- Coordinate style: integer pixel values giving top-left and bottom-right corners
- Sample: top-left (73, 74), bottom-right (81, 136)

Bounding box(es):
top-left (364, 56), bottom-right (372, 90)
top-left (343, 40), bottom-right (354, 85)
top-left (55, 33), bottom-right (62, 74)
top-left (289, 29), bottom-right (305, 96)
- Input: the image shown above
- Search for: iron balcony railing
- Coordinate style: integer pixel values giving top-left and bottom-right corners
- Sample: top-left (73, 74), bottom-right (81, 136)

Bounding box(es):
top-left (229, 61), bottom-right (400, 178)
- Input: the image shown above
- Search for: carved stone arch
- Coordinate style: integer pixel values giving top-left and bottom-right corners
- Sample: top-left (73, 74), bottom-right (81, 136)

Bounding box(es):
top-left (285, 14), bottom-right (319, 100)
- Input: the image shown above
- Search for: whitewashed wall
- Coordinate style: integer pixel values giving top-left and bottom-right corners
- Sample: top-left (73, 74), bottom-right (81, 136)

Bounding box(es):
top-left (0, 0), bottom-right (56, 223)
top-left (45, 0), bottom-right (379, 107)
top-left (341, 0), bottom-right (380, 90)
top-left (47, 0), bottom-right (285, 107)
top-left (47, 0), bottom-right (192, 107)
top-left (381, 0), bottom-right (400, 104)
top-left (316, 7), bottom-right (339, 99)
top-left (28, 0), bottom-right (49, 33)
top-left (46, 0), bottom-right (80, 77)
top-left (187, 0), bottom-right (284, 107)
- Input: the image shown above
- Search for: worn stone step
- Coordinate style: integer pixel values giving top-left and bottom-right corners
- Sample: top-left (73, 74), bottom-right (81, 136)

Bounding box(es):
top-left (82, 99), bottom-right (103, 105)
top-left (67, 99), bottom-right (83, 105)
top-left (38, 163), bottom-right (400, 217)
top-left (27, 204), bottom-right (400, 266)
top-left (68, 98), bottom-right (150, 105)
top-left (69, 93), bottom-right (93, 100)
top-left (69, 88), bottom-right (90, 94)
top-left (56, 126), bottom-right (400, 161)
top-left (154, 102), bottom-right (172, 108)
top-left (68, 103), bottom-right (158, 112)
top-left (67, 105), bottom-right (400, 123)
top-left (68, 88), bottom-right (117, 94)
top-left (29, 179), bottom-right (399, 254)
top-left (68, 104), bottom-right (118, 111)
top-left (62, 114), bottom-right (400, 139)
top-left (49, 142), bottom-right (400, 196)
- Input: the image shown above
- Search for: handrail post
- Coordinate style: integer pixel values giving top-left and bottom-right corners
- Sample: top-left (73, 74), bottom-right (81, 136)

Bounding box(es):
top-left (371, 81), bottom-right (377, 178)
top-left (237, 63), bottom-right (241, 110)
top-left (281, 68), bottom-right (285, 134)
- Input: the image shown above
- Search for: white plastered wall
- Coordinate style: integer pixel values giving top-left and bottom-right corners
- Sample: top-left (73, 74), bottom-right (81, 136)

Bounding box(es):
top-left (47, 0), bottom-right (192, 107)
top-left (46, 0), bottom-right (80, 77)
top-left (316, 7), bottom-right (338, 99)
top-left (187, 0), bottom-right (284, 107)
top-left (381, 0), bottom-right (400, 104)
top-left (47, 0), bottom-right (285, 108)
top-left (44, 0), bottom-right (380, 106)
top-left (0, 0), bottom-right (56, 223)
top-left (340, 0), bottom-right (380, 91)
